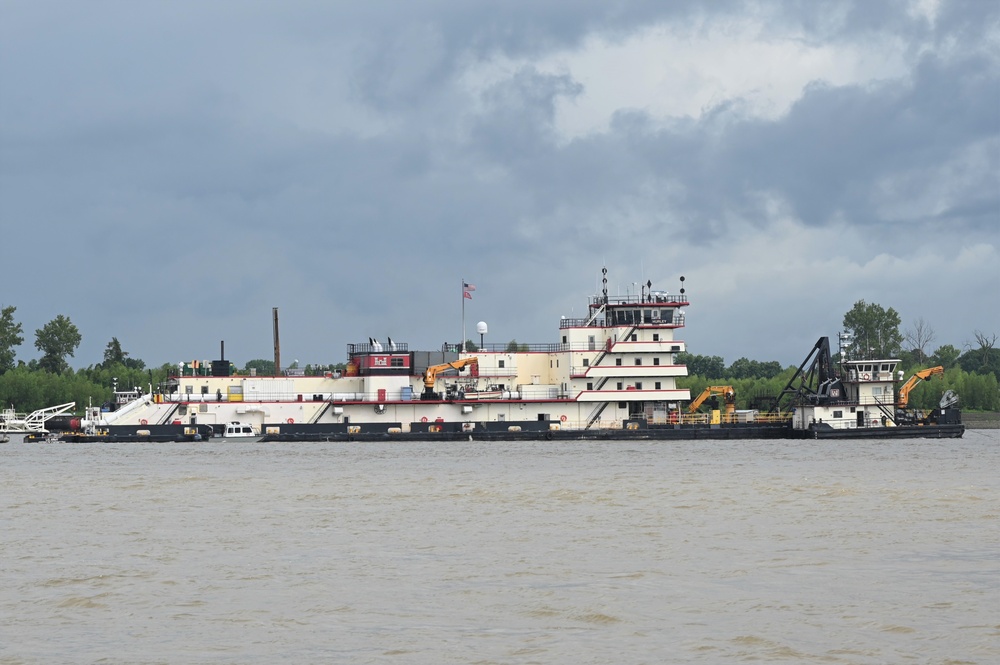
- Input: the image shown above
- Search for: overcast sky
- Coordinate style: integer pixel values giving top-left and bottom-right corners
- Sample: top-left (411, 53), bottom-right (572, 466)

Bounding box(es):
top-left (2, 0), bottom-right (998, 370)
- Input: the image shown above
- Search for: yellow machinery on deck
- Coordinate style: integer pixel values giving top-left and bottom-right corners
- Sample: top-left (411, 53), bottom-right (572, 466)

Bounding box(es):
top-left (896, 366), bottom-right (944, 409)
top-left (688, 386), bottom-right (736, 423)
top-left (421, 357), bottom-right (479, 400)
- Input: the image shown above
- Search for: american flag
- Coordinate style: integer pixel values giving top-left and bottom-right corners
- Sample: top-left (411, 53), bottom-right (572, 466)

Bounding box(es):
top-left (463, 282), bottom-right (476, 299)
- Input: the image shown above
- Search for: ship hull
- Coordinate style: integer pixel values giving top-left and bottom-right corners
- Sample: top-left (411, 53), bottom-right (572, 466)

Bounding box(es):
top-left (792, 423), bottom-right (966, 440)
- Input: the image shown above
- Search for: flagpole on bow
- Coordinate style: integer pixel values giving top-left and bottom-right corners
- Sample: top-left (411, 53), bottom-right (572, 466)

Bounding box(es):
top-left (462, 278), bottom-right (466, 353)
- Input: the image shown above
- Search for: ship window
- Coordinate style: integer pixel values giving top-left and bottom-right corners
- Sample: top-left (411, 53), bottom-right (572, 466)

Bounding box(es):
top-left (635, 382), bottom-right (643, 390)
top-left (562, 335), bottom-right (567, 344)
top-left (618, 402), bottom-right (627, 409)
top-left (630, 334), bottom-right (638, 341)
top-left (499, 360), bottom-right (505, 368)
top-left (587, 382), bottom-right (593, 390)
top-left (653, 334), bottom-right (660, 341)
top-left (201, 385), bottom-right (209, 394)
top-left (635, 358), bottom-right (642, 365)
top-left (199, 404), bottom-right (208, 413)
top-left (643, 309), bottom-right (652, 323)
top-left (582, 358), bottom-right (589, 367)
top-left (184, 385), bottom-right (193, 394)
top-left (653, 358), bottom-right (660, 366)
top-left (881, 363), bottom-right (892, 372)
top-left (655, 382), bottom-right (661, 390)
top-left (391, 357), bottom-right (405, 367)
top-left (616, 358), bottom-right (622, 366)
top-left (617, 382), bottom-right (623, 390)
top-left (872, 387), bottom-right (883, 395)
top-left (833, 411), bottom-right (843, 418)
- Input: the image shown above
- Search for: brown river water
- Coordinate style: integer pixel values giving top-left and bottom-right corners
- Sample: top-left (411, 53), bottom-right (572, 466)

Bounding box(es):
top-left (2, 432), bottom-right (998, 664)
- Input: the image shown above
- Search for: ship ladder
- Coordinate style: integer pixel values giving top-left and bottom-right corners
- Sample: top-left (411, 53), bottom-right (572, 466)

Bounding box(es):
top-left (585, 402), bottom-right (610, 430)
top-left (311, 401), bottom-right (334, 424)
top-left (157, 404), bottom-right (180, 426)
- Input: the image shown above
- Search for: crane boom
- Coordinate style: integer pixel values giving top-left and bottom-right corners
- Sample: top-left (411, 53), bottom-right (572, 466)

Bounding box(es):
top-left (896, 366), bottom-right (944, 408)
top-left (688, 386), bottom-right (736, 415)
top-left (420, 357), bottom-right (479, 399)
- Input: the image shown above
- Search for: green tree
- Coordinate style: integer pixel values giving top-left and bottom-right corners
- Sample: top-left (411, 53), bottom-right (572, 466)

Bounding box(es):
top-left (504, 340), bottom-right (529, 352)
top-left (244, 359), bottom-right (276, 375)
top-left (34, 315), bottom-right (82, 374)
top-left (677, 352), bottom-right (725, 379)
top-left (0, 305), bottom-right (24, 374)
top-left (957, 331), bottom-right (1000, 381)
top-left (103, 337), bottom-right (127, 366)
top-left (842, 300), bottom-right (903, 359)
top-left (930, 344), bottom-right (961, 369)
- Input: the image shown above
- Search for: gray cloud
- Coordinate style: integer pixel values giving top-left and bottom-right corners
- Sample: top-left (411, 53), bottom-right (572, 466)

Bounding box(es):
top-left (1, 1), bottom-right (996, 368)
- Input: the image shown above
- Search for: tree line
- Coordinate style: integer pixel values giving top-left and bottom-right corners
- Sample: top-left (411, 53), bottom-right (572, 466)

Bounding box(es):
top-left (1, 301), bottom-right (997, 414)
top-left (678, 300), bottom-right (1000, 411)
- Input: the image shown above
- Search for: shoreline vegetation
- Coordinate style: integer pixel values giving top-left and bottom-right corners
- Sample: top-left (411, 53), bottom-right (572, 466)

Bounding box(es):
top-left (962, 412), bottom-right (1000, 429)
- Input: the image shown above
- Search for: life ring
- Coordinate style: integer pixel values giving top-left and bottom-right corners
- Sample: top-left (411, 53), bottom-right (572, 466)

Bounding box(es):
top-left (559, 415), bottom-right (567, 422)
top-left (139, 419), bottom-right (148, 425)
top-left (545, 431), bottom-right (553, 440)
top-left (861, 373), bottom-right (870, 381)
top-left (420, 416), bottom-right (428, 423)
top-left (287, 418), bottom-right (294, 424)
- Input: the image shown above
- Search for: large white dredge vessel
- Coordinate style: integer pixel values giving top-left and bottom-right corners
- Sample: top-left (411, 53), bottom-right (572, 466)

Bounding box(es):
top-left (60, 270), bottom-right (962, 442)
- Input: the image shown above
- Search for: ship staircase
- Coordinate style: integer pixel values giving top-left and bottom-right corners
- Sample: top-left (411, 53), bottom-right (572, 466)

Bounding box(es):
top-left (157, 404), bottom-right (180, 425)
top-left (580, 323), bottom-right (636, 429)
top-left (584, 400), bottom-right (610, 429)
top-left (870, 395), bottom-right (897, 424)
top-left (311, 402), bottom-right (334, 423)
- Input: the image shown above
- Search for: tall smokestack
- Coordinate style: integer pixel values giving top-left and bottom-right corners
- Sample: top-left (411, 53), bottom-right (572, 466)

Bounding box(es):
top-left (273, 308), bottom-right (281, 376)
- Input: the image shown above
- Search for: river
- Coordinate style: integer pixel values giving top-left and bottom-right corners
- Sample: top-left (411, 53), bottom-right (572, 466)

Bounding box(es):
top-left (2, 432), bottom-right (997, 664)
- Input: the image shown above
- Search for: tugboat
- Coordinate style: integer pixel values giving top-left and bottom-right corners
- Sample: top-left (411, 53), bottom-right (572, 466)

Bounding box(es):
top-left (781, 336), bottom-right (964, 439)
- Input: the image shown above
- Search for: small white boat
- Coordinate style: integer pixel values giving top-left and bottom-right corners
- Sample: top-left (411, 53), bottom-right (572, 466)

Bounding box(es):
top-left (219, 421), bottom-right (260, 439)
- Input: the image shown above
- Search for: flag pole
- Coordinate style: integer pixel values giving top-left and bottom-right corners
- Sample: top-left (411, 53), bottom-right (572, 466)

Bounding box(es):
top-left (461, 278), bottom-right (466, 353)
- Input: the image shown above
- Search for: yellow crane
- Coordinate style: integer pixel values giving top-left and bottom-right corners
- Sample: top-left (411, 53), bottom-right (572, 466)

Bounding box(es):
top-left (421, 357), bottom-right (479, 400)
top-left (896, 366), bottom-right (944, 409)
top-left (688, 386), bottom-right (736, 417)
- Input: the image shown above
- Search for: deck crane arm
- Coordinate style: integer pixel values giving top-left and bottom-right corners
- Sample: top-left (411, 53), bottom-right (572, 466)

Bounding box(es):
top-left (896, 366), bottom-right (944, 408)
top-left (688, 386), bottom-right (736, 414)
top-left (421, 357), bottom-right (479, 399)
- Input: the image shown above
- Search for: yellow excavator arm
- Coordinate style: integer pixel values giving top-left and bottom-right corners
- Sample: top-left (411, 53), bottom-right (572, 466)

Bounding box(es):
top-left (896, 366), bottom-right (944, 408)
top-left (688, 385), bottom-right (736, 414)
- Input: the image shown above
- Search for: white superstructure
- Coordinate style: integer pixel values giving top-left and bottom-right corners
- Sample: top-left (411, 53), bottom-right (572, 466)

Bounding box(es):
top-left (103, 273), bottom-right (693, 434)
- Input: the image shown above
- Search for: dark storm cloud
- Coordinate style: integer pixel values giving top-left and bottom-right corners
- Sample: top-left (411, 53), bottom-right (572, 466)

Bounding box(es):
top-left (0, 0), bottom-right (996, 366)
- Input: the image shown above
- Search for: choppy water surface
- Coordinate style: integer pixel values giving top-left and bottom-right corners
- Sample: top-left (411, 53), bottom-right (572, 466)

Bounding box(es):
top-left (2, 432), bottom-right (998, 664)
